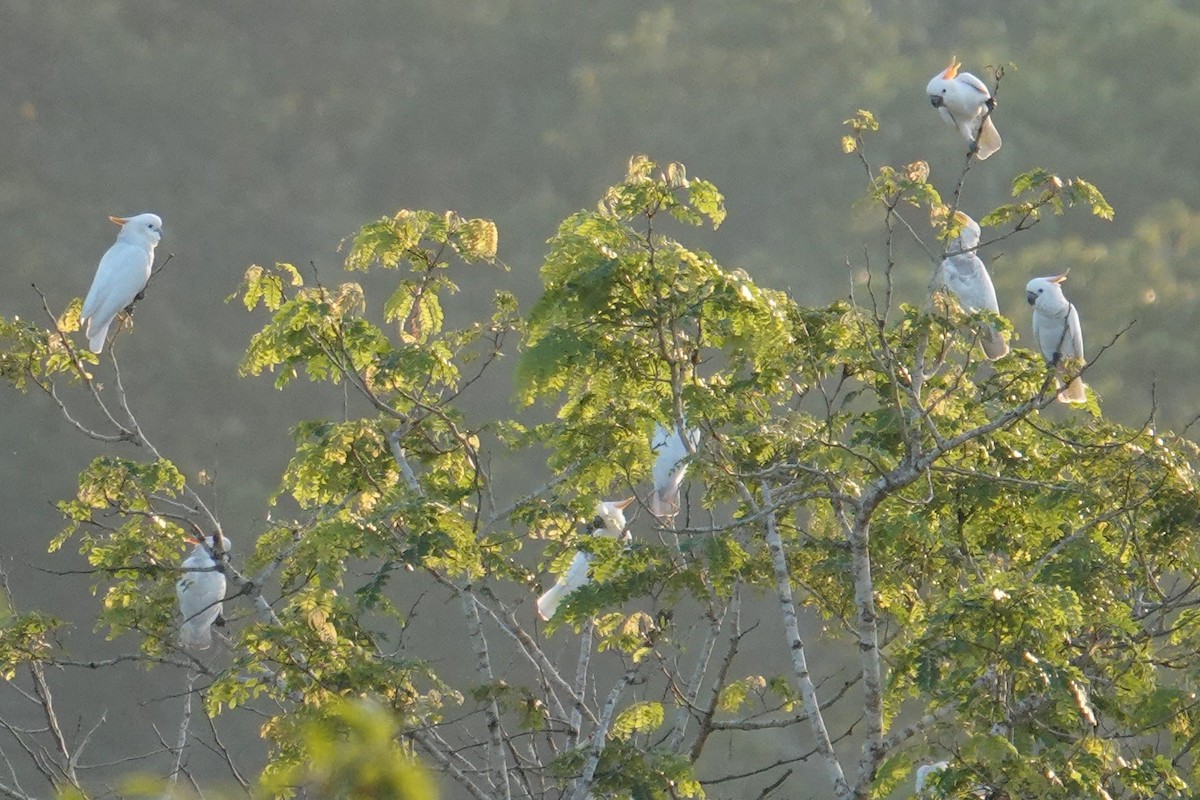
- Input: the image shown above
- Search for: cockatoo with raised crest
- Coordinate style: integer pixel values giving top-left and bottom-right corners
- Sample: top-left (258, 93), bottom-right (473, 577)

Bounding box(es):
top-left (80, 213), bottom-right (163, 353)
top-left (1026, 274), bottom-right (1087, 404)
top-left (927, 57), bottom-right (1001, 160)
top-left (537, 499), bottom-right (634, 621)
top-left (939, 211), bottom-right (1008, 360)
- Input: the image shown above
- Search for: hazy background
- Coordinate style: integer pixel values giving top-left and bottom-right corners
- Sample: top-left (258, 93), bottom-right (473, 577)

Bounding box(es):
top-left (2, 0), bottom-right (1199, 796)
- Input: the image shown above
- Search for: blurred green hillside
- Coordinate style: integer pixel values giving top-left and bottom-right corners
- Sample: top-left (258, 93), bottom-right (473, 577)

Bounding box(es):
top-left (3, 0), bottom-right (1200, 794)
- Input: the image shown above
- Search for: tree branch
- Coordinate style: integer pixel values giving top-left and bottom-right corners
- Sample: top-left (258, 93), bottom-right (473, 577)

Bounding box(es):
top-left (570, 665), bottom-right (640, 800)
top-left (760, 483), bottom-right (850, 797)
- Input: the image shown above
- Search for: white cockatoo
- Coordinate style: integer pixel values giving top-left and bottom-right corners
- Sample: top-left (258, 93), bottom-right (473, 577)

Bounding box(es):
top-left (176, 534), bottom-right (229, 650)
top-left (1026, 274), bottom-right (1087, 404)
top-left (939, 211), bottom-right (1009, 360)
top-left (650, 423), bottom-right (701, 520)
top-left (926, 57), bottom-right (1001, 160)
top-left (915, 761), bottom-right (989, 798)
top-left (80, 213), bottom-right (163, 353)
top-left (915, 761), bottom-right (950, 795)
top-left (537, 498), bottom-right (634, 621)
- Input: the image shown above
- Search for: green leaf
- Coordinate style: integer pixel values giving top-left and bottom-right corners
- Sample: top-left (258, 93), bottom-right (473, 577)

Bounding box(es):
top-left (611, 701), bottom-right (664, 740)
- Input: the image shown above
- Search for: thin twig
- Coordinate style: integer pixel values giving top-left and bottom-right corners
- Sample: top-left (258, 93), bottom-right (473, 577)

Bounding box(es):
top-left (27, 662), bottom-right (80, 791)
top-left (163, 670), bottom-right (197, 797)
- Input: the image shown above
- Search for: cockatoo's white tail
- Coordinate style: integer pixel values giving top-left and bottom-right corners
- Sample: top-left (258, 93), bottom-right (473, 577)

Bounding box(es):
top-left (176, 535), bottom-right (229, 650)
top-left (80, 213), bottom-right (163, 353)
top-left (650, 424), bottom-right (701, 520)
top-left (975, 114), bottom-right (1002, 160)
top-left (1059, 374), bottom-right (1087, 404)
top-left (180, 614), bottom-right (217, 650)
top-left (86, 319), bottom-right (115, 354)
top-left (535, 587), bottom-right (561, 621)
top-left (537, 551), bottom-right (590, 620)
top-left (980, 326), bottom-right (1009, 360)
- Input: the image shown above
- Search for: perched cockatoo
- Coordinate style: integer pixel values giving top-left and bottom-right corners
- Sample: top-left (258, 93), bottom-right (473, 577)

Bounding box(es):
top-left (939, 211), bottom-right (1009, 360)
top-left (80, 213), bottom-right (163, 353)
top-left (915, 761), bottom-right (950, 795)
top-left (926, 57), bottom-right (1001, 160)
top-left (650, 423), bottom-right (701, 520)
top-left (915, 761), bottom-right (989, 798)
top-left (537, 498), bottom-right (634, 621)
top-left (1026, 274), bottom-right (1087, 404)
top-left (176, 534), bottom-right (229, 650)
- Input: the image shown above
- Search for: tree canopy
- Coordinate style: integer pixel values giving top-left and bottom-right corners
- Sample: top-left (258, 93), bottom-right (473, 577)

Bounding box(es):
top-left (4, 117), bottom-right (1200, 798)
top-left (6, 3), bottom-right (1200, 799)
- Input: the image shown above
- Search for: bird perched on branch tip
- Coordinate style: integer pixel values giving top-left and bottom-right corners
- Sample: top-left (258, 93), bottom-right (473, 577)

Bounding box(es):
top-left (80, 212), bottom-right (163, 353)
top-left (927, 56), bottom-right (1002, 160)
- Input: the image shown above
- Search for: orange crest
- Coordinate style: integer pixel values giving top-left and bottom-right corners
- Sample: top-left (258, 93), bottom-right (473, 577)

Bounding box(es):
top-left (940, 56), bottom-right (961, 80)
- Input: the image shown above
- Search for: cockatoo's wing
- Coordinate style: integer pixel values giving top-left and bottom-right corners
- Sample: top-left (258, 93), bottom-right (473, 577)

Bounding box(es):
top-left (1066, 304), bottom-right (1085, 360)
top-left (1042, 309), bottom-right (1073, 362)
top-left (1058, 305), bottom-right (1087, 404)
top-left (537, 551), bottom-right (591, 621)
top-left (1030, 307), bottom-right (1048, 360)
top-left (941, 255), bottom-right (1008, 360)
top-left (81, 240), bottom-right (154, 353)
top-left (176, 551), bottom-right (226, 650)
top-left (1033, 306), bottom-right (1077, 366)
top-left (956, 71), bottom-right (991, 97)
top-left (951, 75), bottom-right (1000, 159)
top-left (942, 255), bottom-right (998, 313)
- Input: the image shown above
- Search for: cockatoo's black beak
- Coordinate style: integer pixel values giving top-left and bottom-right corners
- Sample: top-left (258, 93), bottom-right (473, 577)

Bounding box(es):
top-left (929, 95), bottom-right (943, 108)
top-left (1026, 292), bottom-right (1038, 305)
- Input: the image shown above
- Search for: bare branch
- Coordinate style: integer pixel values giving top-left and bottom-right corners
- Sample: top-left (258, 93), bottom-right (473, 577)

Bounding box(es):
top-left (760, 483), bottom-right (850, 797)
top-left (164, 670), bottom-right (198, 796)
top-left (687, 586), bottom-right (742, 760)
top-left (410, 729), bottom-right (493, 800)
top-left (570, 665), bottom-right (641, 800)
top-left (459, 582), bottom-right (511, 800)
top-left (568, 621), bottom-right (594, 750)
top-left (204, 708), bottom-right (251, 792)
top-left (27, 662), bottom-right (80, 791)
